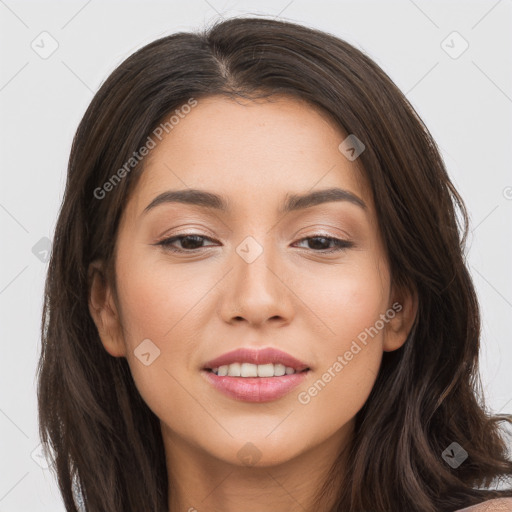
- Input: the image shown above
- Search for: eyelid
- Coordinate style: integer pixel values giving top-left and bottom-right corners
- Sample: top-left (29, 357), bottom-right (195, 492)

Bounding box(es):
top-left (154, 233), bottom-right (218, 247)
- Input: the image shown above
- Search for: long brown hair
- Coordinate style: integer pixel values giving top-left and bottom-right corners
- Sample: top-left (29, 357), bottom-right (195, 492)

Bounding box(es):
top-left (37, 16), bottom-right (512, 511)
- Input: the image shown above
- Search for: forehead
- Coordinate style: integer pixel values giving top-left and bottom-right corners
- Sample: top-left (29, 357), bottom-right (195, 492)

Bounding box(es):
top-left (128, 94), bottom-right (370, 217)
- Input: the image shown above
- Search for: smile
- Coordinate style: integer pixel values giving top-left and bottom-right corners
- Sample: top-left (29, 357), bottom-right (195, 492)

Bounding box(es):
top-left (208, 362), bottom-right (308, 377)
top-left (201, 347), bottom-right (311, 402)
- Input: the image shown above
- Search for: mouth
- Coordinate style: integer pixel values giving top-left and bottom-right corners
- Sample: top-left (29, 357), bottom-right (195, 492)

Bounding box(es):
top-left (204, 363), bottom-right (310, 377)
top-left (202, 346), bottom-right (311, 375)
top-left (201, 347), bottom-right (311, 402)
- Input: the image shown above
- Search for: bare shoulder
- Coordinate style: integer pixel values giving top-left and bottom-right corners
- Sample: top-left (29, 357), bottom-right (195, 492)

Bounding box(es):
top-left (456, 498), bottom-right (512, 511)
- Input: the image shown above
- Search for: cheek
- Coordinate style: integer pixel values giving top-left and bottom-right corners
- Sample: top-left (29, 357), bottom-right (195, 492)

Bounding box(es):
top-left (115, 250), bottom-right (216, 347)
top-left (290, 262), bottom-right (387, 431)
top-left (302, 258), bottom-right (389, 346)
top-left (112, 259), bottom-right (208, 428)
top-left (112, 250), bottom-right (225, 410)
top-left (292, 349), bottom-right (381, 453)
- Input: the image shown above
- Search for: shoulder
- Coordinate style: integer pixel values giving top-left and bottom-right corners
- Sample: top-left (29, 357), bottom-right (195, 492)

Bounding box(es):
top-left (456, 498), bottom-right (512, 511)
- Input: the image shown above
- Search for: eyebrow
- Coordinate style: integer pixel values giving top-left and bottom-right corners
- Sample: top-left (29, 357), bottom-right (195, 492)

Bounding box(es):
top-left (142, 187), bottom-right (367, 215)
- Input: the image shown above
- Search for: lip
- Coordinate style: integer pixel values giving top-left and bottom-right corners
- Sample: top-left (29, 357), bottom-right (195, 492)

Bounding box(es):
top-left (201, 347), bottom-right (311, 403)
top-left (202, 370), bottom-right (309, 403)
top-left (202, 347), bottom-right (310, 372)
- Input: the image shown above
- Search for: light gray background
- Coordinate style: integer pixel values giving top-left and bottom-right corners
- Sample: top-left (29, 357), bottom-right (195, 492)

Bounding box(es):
top-left (1, 1), bottom-right (511, 509)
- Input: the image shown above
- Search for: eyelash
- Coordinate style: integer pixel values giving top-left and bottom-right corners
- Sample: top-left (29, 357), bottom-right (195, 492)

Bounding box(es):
top-left (156, 233), bottom-right (354, 254)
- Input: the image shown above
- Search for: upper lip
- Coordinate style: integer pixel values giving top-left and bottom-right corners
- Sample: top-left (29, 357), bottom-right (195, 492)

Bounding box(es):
top-left (203, 347), bottom-right (310, 372)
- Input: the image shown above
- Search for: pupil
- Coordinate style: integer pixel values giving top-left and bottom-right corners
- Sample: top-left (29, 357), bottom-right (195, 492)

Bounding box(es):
top-left (310, 237), bottom-right (329, 250)
top-left (182, 235), bottom-right (202, 249)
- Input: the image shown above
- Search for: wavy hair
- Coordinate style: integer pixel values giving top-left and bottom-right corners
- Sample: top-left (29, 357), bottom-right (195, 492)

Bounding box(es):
top-left (36, 16), bottom-right (512, 512)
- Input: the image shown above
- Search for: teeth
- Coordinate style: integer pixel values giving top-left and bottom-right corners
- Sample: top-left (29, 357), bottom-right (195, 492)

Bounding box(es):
top-left (227, 362), bottom-right (241, 376)
top-left (212, 363), bottom-right (300, 377)
top-left (258, 363), bottom-right (279, 377)
top-left (273, 364), bottom-right (286, 376)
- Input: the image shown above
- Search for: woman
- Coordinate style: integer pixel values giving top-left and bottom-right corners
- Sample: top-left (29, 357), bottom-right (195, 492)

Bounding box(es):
top-left (37, 16), bottom-right (512, 512)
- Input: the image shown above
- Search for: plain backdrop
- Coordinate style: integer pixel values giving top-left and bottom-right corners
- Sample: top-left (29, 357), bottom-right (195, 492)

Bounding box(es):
top-left (0, 1), bottom-right (511, 509)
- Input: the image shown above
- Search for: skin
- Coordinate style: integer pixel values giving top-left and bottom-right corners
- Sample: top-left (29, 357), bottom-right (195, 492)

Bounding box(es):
top-left (457, 499), bottom-right (512, 511)
top-left (89, 95), bottom-right (417, 512)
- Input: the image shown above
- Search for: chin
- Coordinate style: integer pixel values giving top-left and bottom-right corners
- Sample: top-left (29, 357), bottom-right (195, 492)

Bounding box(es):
top-left (192, 426), bottom-right (306, 468)
top-left (223, 441), bottom-right (304, 468)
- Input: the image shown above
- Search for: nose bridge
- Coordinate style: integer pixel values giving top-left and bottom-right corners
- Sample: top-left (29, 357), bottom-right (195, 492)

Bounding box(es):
top-left (220, 232), bottom-right (293, 326)
top-left (233, 233), bottom-right (279, 295)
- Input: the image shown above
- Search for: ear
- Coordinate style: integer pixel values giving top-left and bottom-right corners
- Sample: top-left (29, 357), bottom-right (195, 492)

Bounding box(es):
top-left (88, 260), bottom-right (126, 357)
top-left (382, 283), bottom-right (418, 352)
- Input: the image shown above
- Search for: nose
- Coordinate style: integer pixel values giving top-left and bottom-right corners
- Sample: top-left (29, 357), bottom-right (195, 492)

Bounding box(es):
top-left (218, 237), bottom-right (295, 328)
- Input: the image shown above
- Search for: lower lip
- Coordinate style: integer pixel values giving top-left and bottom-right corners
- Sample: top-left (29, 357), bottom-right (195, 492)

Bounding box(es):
top-left (201, 370), bottom-right (309, 403)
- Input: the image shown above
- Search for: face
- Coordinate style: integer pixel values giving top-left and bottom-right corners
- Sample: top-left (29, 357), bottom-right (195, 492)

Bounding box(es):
top-left (89, 95), bottom-right (416, 469)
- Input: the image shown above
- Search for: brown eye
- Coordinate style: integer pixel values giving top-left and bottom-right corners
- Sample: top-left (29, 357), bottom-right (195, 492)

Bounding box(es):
top-left (157, 234), bottom-right (218, 253)
top-left (293, 236), bottom-right (354, 253)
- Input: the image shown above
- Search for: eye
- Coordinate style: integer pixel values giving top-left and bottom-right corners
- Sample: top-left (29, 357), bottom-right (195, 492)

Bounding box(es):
top-left (292, 235), bottom-right (354, 253)
top-left (155, 233), bottom-right (354, 254)
top-left (156, 234), bottom-right (218, 253)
